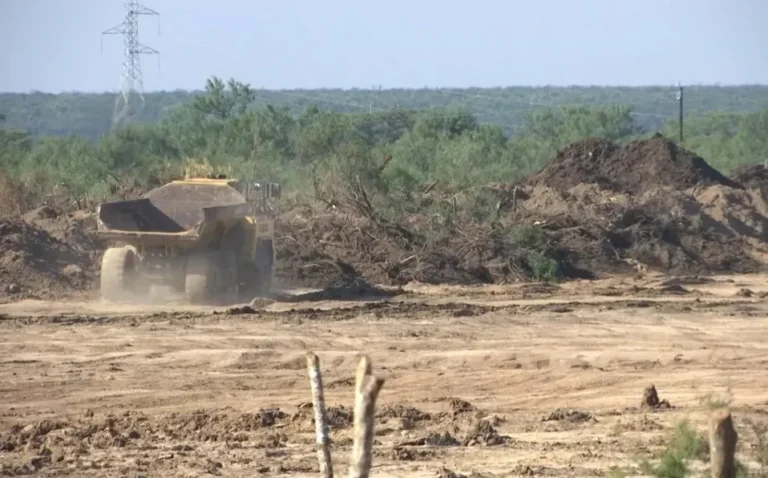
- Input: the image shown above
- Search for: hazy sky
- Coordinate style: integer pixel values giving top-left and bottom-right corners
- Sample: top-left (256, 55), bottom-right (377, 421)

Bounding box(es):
top-left (1, 0), bottom-right (766, 93)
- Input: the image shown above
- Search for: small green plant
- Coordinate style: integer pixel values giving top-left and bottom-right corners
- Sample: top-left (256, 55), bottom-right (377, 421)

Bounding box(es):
top-left (670, 419), bottom-right (709, 460)
top-left (501, 225), bottom-right (560, 283)
top-left (506, 225), bottom-right (548, 249)
top-left (609, 422), bottom-right (626, 437)
top-left (736, 459), bottom-right (749, 478)
top-left (608, 465), bottom-right (627, 478)
top-left (529, 253), bottom-right (559, 283)
top-left (637, 419), bottom-right (709, 478)
top-left (641, 450), bottom-right (688, 478)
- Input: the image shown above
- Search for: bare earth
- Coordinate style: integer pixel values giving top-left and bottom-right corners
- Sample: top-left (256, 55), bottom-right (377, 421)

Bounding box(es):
top-left (2, 273), bottom-right (768, 477)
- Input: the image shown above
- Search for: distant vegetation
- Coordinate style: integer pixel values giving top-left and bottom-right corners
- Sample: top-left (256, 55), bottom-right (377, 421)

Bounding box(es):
top-left (1, 77), bottom-right (767, 214)
top-left (3, 83), bottom-right (768, 139)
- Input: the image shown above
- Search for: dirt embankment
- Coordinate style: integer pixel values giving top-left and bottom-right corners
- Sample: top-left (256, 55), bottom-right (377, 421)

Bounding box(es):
top-left (0, 207), bottom-right (103, 302)
top-left (3, 134), bottom-right (768, 300)
top-left (509, 135), bottom-right (768, 277)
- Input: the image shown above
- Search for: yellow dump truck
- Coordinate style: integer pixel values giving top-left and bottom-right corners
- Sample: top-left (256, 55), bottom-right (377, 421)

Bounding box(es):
top-left (95, 176), bottom-right (280, 304)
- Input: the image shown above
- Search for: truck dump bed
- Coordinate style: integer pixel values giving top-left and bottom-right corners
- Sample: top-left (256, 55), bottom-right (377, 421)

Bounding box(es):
top-left (96, 180), bottom-right (248, 245)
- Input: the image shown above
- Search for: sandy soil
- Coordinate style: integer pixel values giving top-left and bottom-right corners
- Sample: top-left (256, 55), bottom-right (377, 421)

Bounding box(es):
top-left (2, 273), bottom-right (768, 477)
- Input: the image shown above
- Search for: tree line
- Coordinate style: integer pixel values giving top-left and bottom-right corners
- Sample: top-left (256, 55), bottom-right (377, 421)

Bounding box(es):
top-left (0, 77), bottom-right (767, 214)
top-left (2, 82), bottom-right (768, 139)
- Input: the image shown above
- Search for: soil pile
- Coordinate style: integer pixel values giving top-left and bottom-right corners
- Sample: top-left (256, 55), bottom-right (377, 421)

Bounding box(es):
top-left (0, 207), bottom-right (102, 301)
top-left (525, 134), bottom-right (740, 194)
top-left (730, 163), bottom-right (768, 190)
top-left (514, 183), bottom-right (768, 276)
top-left (486, 136), bottom-right (768, 277)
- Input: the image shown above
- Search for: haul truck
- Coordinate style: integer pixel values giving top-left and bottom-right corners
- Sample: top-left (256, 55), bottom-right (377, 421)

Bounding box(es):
top-left (95, 176), bottom-right (280, 304)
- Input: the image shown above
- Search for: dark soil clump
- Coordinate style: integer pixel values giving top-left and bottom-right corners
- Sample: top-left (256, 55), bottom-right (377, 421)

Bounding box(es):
top-left (641, 384), bottom-right (673, 409)
top-left (290, 403), bottom-right (353, 431)
top-left (448, 398), bottom-right (478, 415)
top-left (543, 409), bottom-right (594, 423)
top-left (377, 405), bottom-right (431, 423)
top-left (461, 420), bottom-right (513, 446)
top-left (398, 431), bottom-right (460, 447)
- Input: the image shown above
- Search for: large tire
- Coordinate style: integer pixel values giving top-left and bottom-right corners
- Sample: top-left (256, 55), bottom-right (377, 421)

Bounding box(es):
top-left (185, 253), bottom-right (216, 305)
top-left (100, 246), bottom-right (138, 301)
top-left (185, 251), bottom-right (239, 305)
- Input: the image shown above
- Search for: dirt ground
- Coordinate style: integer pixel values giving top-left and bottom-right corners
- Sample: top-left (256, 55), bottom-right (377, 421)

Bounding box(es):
top-left (2, 273), bottom-right (768, 477)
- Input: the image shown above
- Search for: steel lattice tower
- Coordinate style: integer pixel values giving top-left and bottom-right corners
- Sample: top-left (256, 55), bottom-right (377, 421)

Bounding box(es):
top-left (102, 0), bottom-right (159, 126)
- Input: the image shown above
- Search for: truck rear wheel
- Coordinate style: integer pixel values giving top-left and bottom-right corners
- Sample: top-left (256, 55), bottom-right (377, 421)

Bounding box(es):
top-left (185, 253), bottom-right (216, 304)
top-left (100, 246), bottom-right (138, 301)
top-left (185, 251), bottom-right (238, 305)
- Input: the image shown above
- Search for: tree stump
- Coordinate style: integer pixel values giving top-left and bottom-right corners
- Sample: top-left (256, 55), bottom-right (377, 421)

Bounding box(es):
top-left (709, 409), bottom-right (738, 478)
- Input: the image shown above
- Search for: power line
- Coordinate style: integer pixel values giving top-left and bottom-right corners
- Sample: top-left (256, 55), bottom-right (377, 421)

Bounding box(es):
top-left (102, 0), bottom-right (160, 126)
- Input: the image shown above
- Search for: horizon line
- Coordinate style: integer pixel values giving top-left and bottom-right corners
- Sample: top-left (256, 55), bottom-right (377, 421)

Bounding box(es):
top-left (3, 83), bottom-right (768, 95)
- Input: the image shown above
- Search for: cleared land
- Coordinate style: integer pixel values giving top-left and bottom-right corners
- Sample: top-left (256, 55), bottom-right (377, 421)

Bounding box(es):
top-left (2, 273), bottom-right (768, 477)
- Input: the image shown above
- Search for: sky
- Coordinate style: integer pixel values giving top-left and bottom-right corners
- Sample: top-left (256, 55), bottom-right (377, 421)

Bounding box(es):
top-left (0, 0), bottom-right (766, 93)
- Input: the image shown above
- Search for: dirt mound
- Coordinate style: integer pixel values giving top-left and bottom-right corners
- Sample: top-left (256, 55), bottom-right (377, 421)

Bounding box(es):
top-left (729, 163), bottom-right (768, 190)
top-left (448, 398), bottom-right (478, 415)
top-left (461, 420), bottom-right (513, 446)
top-left (0, 212), bottom-right (100, 302)
top-left (513, 182), bottom-right (768, 277)
top-left (290, 403), bottom-right (353, 431)
top-left (525, 135), bottom-right (740, 194)
top-left (398, 431), bottom-right (461, 447)
top-left (543, 409), bottom-right (594, 423)
top-left (378, 405), bottom-right (431, 423)
top-left (525, 138), bottom-right (620, 191)
top-left (22, 206), bottom-right (102, 251)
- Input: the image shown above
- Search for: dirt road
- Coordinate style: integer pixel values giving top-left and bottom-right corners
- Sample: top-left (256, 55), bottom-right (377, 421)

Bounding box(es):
top-left (2, 274), bottom-right (768, 477)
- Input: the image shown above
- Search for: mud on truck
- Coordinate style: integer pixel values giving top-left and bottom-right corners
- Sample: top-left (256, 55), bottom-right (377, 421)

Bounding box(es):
top-left (95, 176), bottom-right (281, 305)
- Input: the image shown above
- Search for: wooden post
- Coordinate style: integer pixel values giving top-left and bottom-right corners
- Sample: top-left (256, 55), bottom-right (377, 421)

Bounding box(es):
top-left (348, 355), bottom-right (384, 478)
top-left (710, 409), bottom-right (738, 478)
top-left (306, 352), bottom-right (333, 478)
top-left (355, 354), bottom-right (371, 395)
